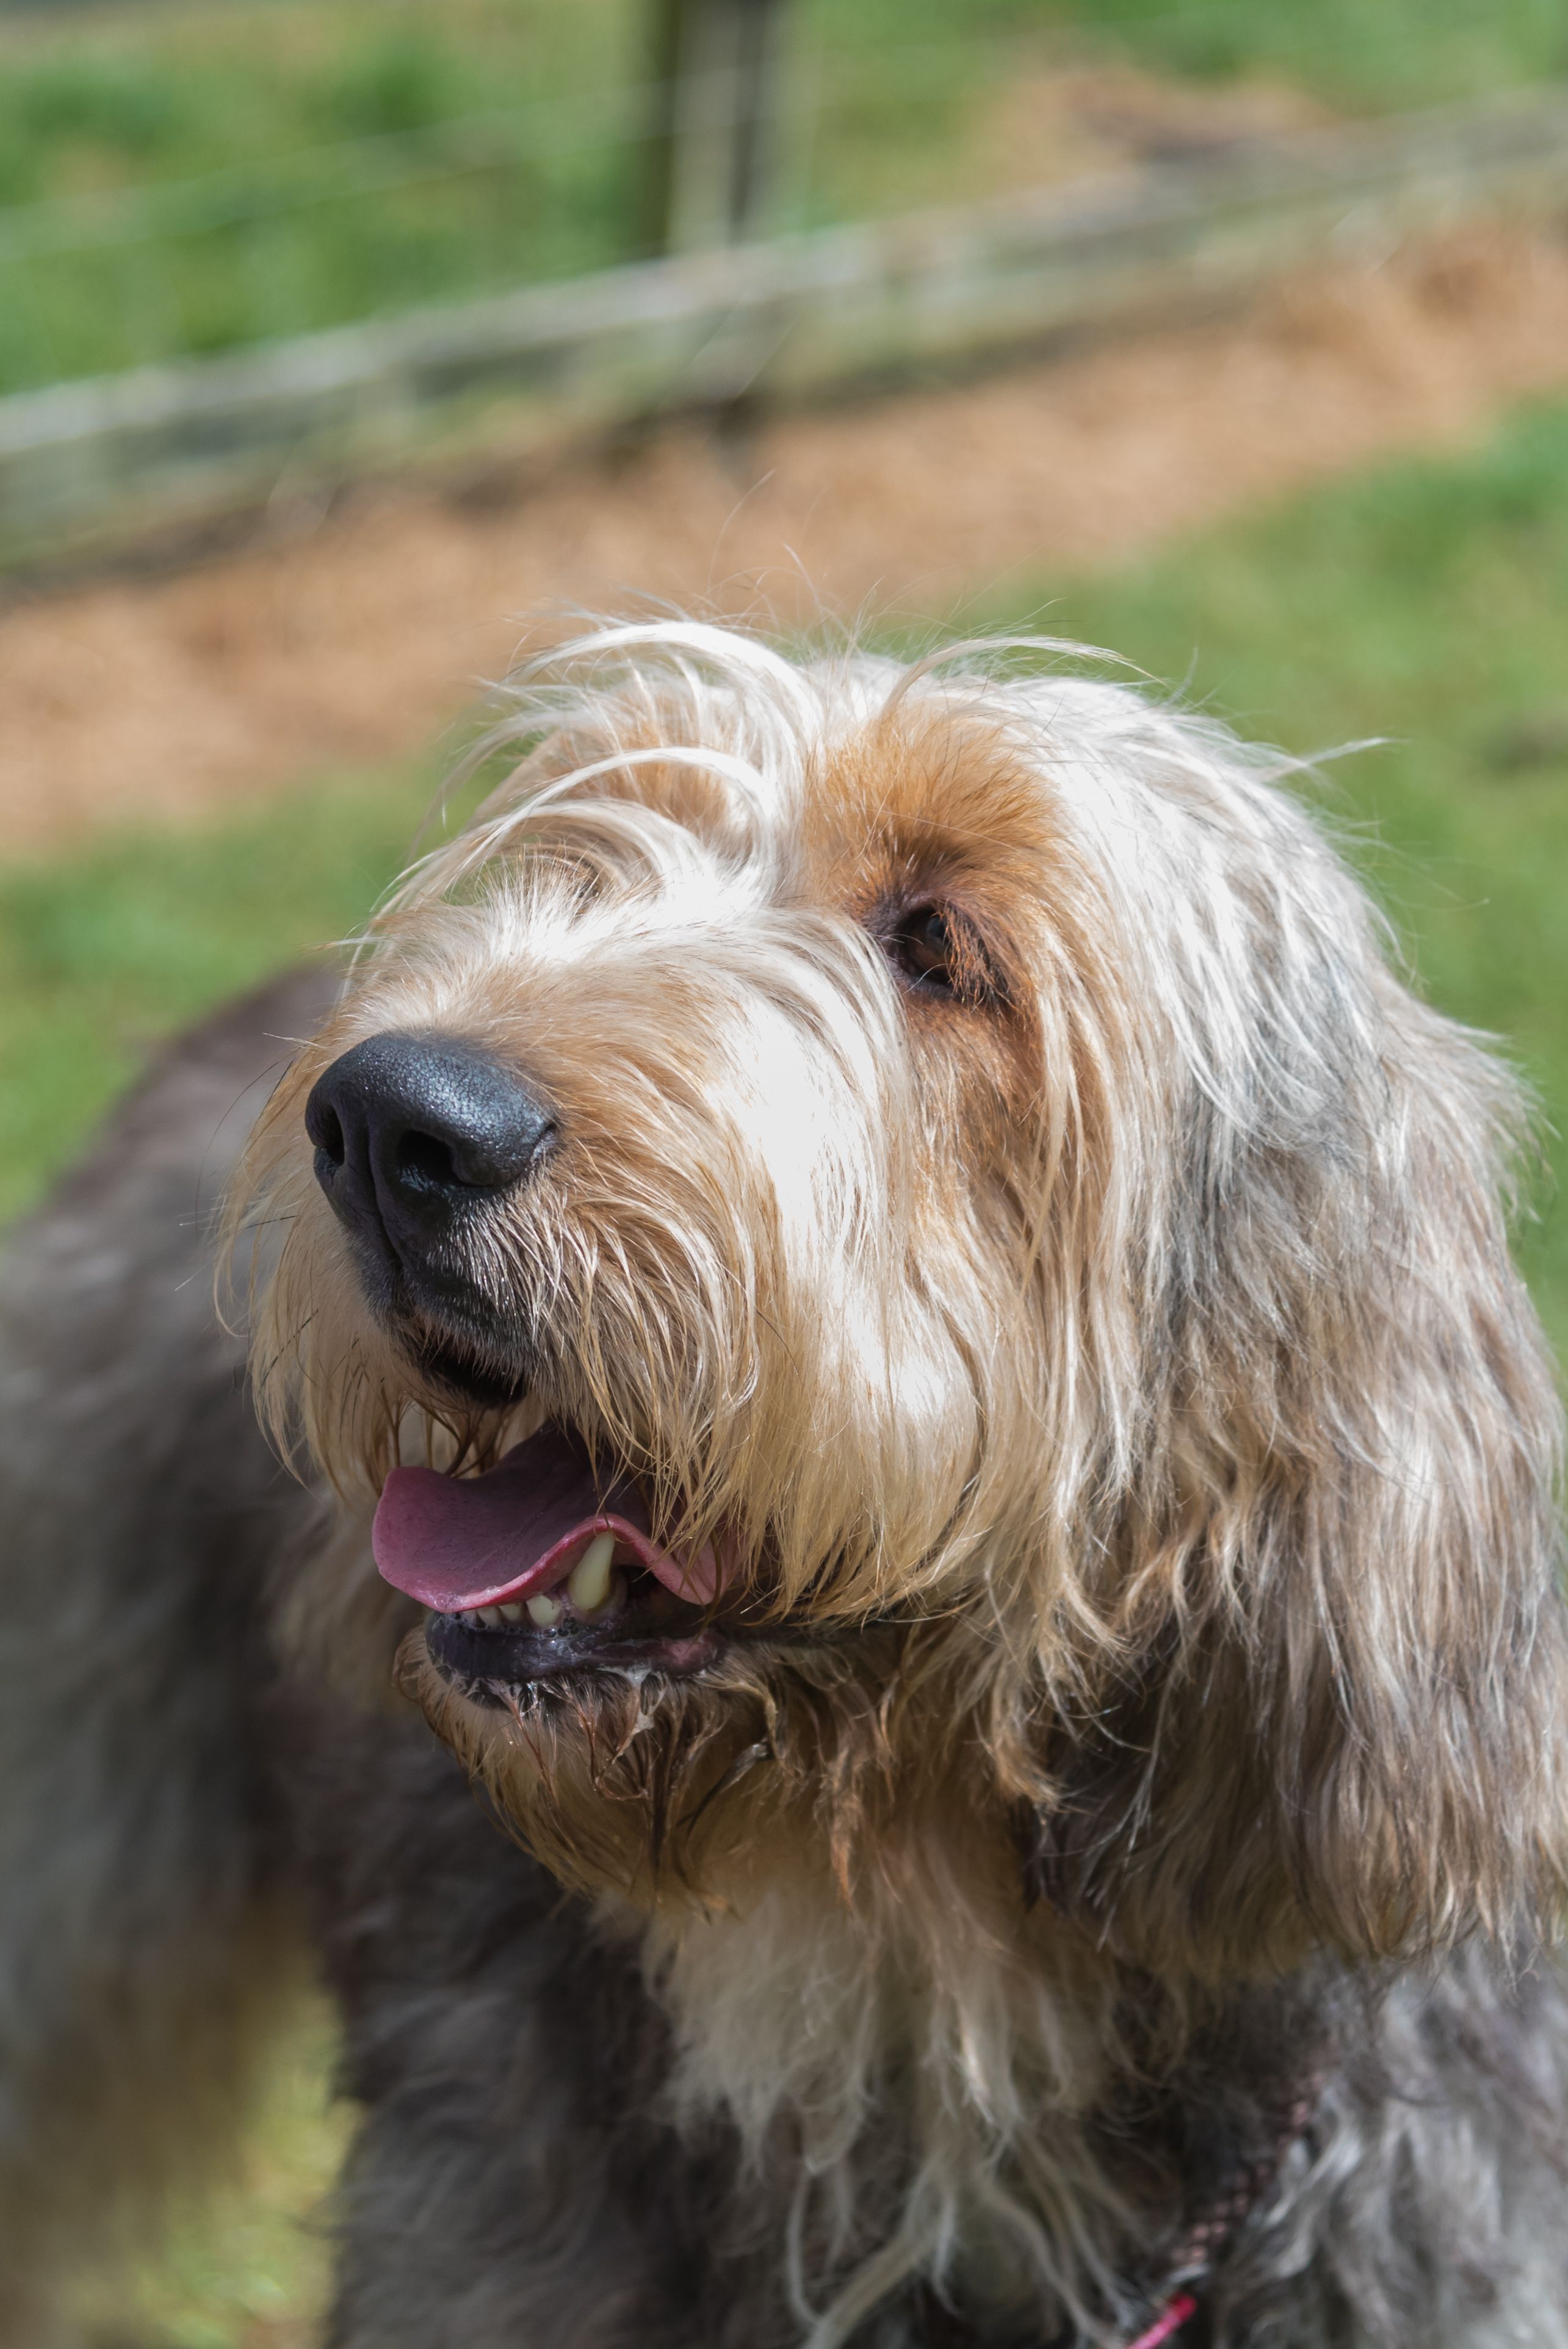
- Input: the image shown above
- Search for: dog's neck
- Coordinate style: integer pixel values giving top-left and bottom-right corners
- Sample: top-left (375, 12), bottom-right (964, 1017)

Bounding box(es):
top-left (615, 1832), bottom-right (1326, 2348)
top-left (620, 1837), bottom-right (1141, 2345)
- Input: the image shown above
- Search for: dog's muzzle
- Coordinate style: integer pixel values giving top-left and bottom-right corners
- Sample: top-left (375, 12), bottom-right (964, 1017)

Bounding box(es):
top-left (305, 1031), bottom-right (555, 1325)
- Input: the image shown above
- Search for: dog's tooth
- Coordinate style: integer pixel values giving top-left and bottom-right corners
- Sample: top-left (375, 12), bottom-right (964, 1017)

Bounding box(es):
top-left (526, 1591), bottom-right (563, 1629)
top-left (568, 1533), bottom-right (617, 1615)
top-left (497, 1601), bottom-right (524, 1623)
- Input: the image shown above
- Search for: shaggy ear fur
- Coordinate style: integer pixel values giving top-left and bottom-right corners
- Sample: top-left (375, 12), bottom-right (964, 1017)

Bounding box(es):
top-left (1028, 754), bottom-right (1568, 1980)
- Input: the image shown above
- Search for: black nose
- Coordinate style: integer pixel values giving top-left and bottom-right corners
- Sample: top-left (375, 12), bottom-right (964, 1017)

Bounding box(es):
top-left (305, 1032), bottom-right (556, 1276)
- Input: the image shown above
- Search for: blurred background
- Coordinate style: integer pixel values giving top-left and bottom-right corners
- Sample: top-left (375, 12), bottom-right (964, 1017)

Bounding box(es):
top-left (1, 0), bottom-right (1566, 2338)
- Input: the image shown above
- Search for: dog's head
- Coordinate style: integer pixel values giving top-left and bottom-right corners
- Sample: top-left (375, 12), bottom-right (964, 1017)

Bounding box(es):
top-left (237, 620), bottom-right (1568, 1975)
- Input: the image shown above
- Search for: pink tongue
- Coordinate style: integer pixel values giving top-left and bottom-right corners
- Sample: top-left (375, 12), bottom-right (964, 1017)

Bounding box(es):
top-left (371, 1422), bottom-right (720, 1611)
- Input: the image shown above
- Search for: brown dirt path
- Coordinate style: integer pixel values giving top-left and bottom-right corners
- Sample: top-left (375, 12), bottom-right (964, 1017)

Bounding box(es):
top-left (3, 221), bottom-right (1568, 855)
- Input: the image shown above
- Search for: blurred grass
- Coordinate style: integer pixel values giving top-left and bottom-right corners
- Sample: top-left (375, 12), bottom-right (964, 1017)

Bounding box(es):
top-left (0, 0), bottom-right (1564, 393)
top-left (77, 1997), bottom-right (352, 2349)
top-left (3, 404), bottom-right (1566, 2339)
top-left (0, 766), bottom-right (432, 1225)
top-left (1049, 0), bottom-right (1568, 107)
top-left (0, 0), bottom-right (648, 389)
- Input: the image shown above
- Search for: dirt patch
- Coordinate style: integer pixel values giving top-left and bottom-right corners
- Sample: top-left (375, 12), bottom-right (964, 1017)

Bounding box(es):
top-left (874, 58), bottom-right (1331, 210)
top-left (3, 220), bottom-right (1567, 853)
top-left (975, 62), bottom-right (1330, 192)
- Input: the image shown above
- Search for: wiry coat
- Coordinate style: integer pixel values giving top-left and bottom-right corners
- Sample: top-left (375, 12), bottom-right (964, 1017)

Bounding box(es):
top-left (2, 624), bottom-right (1567, 2348)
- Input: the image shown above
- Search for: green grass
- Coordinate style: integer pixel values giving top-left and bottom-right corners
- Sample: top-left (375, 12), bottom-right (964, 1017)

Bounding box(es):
top-left (0, 0), bottom-right (648, 388)
top-left (0, 0), bottom-right (1563, 393)
top-left (0, 766), bottom-right (432, 1225)
top-left (5, 401), bottom-right (1568, 2340)
top-left (1045, 0), bottom-right (1568, 109)
top-left (76, 1998), bottom-right (352, 2349)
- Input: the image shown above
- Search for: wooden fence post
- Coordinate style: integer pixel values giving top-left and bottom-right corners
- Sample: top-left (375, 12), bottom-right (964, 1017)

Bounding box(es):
top-left (640, 0), bottom-right (790, 257)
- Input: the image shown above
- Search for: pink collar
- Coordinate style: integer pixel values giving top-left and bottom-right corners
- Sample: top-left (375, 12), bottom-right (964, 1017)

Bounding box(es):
top-left (1123, 2293), bottom-right (1199, 2349)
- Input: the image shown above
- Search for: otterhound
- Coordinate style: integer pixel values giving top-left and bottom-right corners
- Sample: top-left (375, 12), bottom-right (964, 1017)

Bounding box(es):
top-left (2, 621), bottom-right (1567, 2348)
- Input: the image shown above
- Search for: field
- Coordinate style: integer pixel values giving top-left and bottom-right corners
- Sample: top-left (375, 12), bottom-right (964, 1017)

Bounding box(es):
top-left (0, 0), bottom-right (1563, 391)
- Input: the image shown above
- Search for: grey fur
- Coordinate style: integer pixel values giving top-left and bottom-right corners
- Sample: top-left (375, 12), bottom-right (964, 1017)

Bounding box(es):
top-left (0, 977), bottom-right (331, 2341)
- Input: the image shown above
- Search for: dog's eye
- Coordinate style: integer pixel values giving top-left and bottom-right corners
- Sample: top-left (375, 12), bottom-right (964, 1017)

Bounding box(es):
top-left (880, 902), bottom-right (1009, 1010)
top-left (886, 905), bottom-right (958, 995)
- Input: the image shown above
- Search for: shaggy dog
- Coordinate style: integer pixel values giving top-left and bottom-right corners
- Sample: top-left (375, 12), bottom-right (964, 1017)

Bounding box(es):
top-left (2, 620), bottom-right (1567, 2348)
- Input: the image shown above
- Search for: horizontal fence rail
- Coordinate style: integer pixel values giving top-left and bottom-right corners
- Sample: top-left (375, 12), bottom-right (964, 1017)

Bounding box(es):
top-left (4, 85), bottom-right (1568, 571)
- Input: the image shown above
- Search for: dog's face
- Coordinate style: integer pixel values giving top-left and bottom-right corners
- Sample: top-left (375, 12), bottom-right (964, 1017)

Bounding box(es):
top-left (239, 623), bottom-right (1568, 1972)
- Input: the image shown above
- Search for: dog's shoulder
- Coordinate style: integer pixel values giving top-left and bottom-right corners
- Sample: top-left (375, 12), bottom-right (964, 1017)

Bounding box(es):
top-left (0, 966), bottom-right (341, 1603)
top-left (42, 964), bottom-right (339, 1231)
top-left (1, 965), bottom-right (335, 1406)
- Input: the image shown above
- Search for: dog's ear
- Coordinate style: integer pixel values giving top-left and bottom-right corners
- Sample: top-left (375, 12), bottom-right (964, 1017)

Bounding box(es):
top-left (1029, 852), bottom-right (1568, 1979)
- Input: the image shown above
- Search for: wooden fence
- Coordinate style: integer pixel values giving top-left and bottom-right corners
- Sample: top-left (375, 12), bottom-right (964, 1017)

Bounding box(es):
top-left (4, 85), bottom-right (1568, 572)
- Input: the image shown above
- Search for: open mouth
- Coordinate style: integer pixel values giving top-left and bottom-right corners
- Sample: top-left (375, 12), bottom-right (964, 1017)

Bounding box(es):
top-left (372, 1421), bottom-right (729, 1692)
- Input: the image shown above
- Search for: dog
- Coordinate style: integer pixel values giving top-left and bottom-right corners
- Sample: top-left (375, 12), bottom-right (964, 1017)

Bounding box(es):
top-left (2, 617), bottom-right (1567, 2349)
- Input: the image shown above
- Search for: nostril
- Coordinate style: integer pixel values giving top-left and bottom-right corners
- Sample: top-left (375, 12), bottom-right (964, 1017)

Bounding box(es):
top-left (396, 1129), bottom-right (461, 1190)
top-left (307, 1100), bottom-right (345, 1172)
